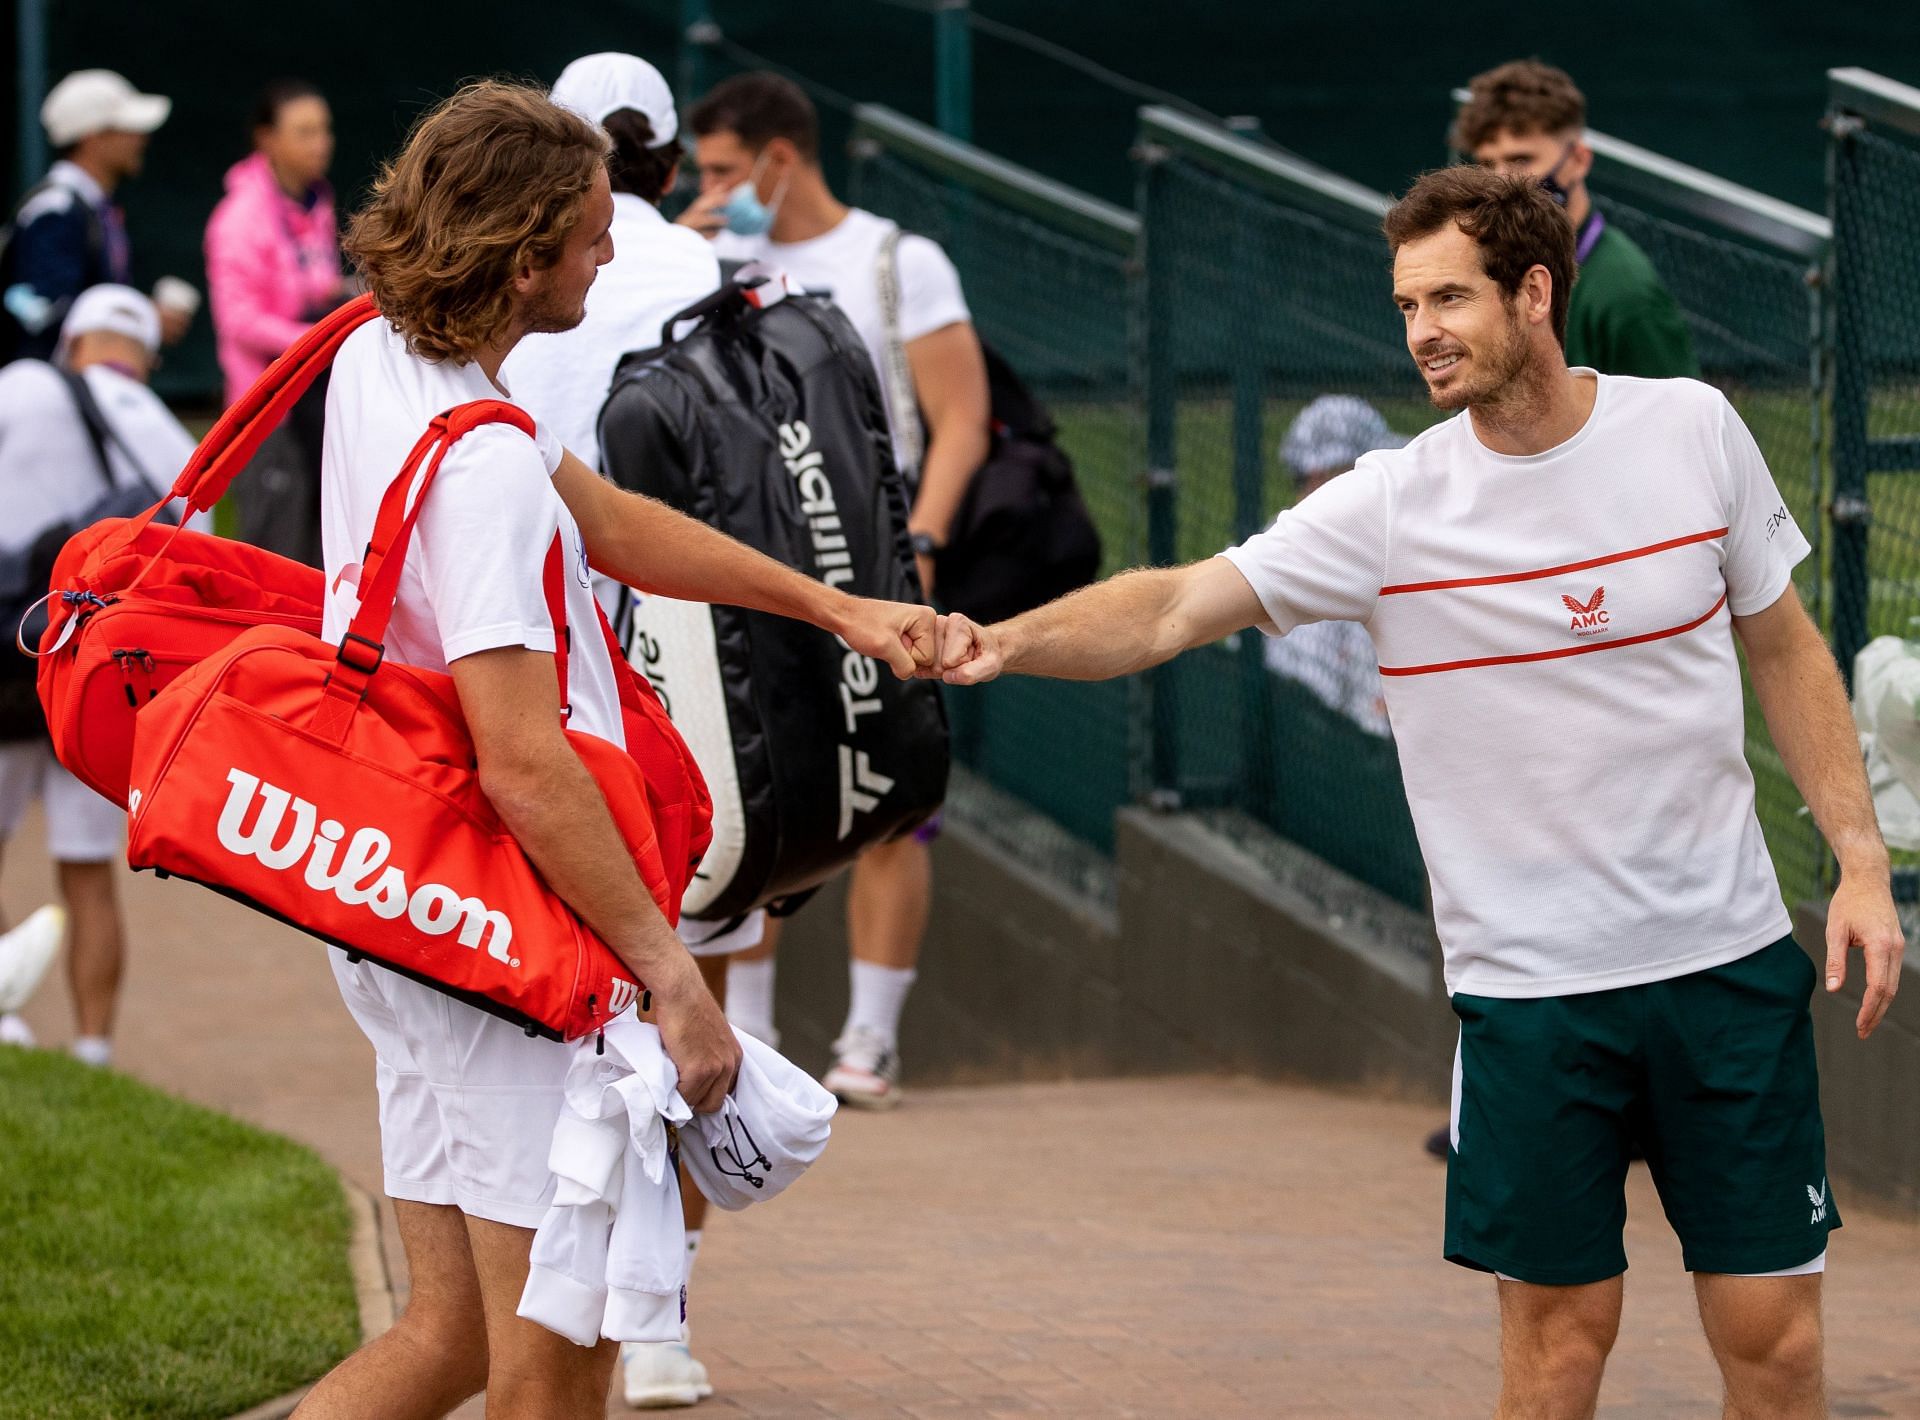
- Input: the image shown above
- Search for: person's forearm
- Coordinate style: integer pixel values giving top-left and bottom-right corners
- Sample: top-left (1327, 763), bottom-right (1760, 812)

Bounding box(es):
top-left (481, 742), bottom-right (699, 993)
top-left (908, 419), bottom-right (989, 545)
top-left (1750, 631), bottom-right (1888, 878)
top-left (997, 566), bottom-right (1194, 681)
top-left (584, 484), bottom-right (855, 636)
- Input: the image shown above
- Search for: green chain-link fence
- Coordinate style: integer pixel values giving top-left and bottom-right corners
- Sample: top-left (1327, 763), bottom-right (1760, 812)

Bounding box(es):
top-left (1136, 107), bottom-right (1433, 911)
top-left (1576, 143), bottom-right (1832, 913)
top-left (847, 106), bottom-right (1143, 854)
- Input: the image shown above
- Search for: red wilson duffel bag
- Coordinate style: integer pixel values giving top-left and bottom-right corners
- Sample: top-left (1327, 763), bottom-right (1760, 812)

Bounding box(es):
top-left (30, 295), bottom-right (712, 1040)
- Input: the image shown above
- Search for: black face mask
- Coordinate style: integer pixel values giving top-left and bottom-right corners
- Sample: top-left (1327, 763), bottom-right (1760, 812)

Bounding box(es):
top-left (1538, 140), bottom-right (1578, 208)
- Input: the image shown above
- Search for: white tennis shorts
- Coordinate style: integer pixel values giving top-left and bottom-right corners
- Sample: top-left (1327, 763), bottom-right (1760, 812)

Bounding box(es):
top-left (330, 947), bottom-right (571, 1229)
top-left (0, 741), bottom-right (123, 862)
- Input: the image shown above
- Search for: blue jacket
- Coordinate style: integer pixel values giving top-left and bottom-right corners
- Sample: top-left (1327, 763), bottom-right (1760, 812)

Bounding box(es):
top-left (1, 163), bottom-right (128, 363)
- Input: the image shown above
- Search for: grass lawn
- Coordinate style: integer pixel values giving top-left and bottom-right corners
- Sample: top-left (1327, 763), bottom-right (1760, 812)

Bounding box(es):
top-left (0, 1049), bottom-right (359, 1420)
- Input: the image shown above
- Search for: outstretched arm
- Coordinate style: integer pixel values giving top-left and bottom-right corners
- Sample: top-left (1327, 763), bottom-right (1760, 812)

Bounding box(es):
top-left (1734, 584), bottom-right (1904, 1038)
top-left (937, 556), bottom-right (1266, 685)
top-left (553, 449), bottom-right (934, 678)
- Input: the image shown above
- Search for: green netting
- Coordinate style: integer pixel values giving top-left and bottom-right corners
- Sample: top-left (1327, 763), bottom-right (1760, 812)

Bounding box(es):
top-left (1141, 154), bottom-right (1432, 909)
top-left (1831, 121), bottom-right (1920, 903)
top-left (848, 144), bottom-right (1141, 853)
top-left (1591, 194), bottom-right (1827, 912)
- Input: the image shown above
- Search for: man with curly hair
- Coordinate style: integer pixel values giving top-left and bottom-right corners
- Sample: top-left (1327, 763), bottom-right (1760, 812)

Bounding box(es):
top-left (1453, 59), bottom-right (1699, 380)
top-left (295, 80), bottom-right (935, 1419)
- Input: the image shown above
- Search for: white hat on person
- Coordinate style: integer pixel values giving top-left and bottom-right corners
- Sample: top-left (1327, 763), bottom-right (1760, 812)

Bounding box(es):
top-left (41, 69), bottom-right (171, 148)
top-left (58, 284), bottom-right (162, 360)
top-left (551, 52), bottom-right (679, 146)
top-left (1279, 394), bottom-right (1408, 479)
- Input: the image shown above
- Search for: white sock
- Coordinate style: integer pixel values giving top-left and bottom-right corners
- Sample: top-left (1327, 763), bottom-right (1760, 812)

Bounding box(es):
top-left (0, 1013), bottom-right (36, 1048)
top-left (843, 961), bottom-right (916, 1051)
top-left (684, 1229), bottom-right (702, 1287)
top-left (725, 956), bottom-right (777, 1044)
top-left (71, 1035), bottom-right (112, 1068)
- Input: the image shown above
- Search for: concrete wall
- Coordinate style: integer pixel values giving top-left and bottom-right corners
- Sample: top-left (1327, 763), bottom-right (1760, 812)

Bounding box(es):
top-left (772, 807), bottom-right (1453, 1100)
top-left (773, 806), bottom-right (1920, 1219)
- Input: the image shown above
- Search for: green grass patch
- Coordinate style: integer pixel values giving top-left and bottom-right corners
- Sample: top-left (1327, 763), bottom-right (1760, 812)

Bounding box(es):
top-left (0, 1050), bottom-right (359, 1420)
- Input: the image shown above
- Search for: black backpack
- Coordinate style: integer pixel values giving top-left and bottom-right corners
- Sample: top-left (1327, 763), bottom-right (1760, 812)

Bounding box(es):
top-left (597, 279), bottom-right (949, 924)
top-left (932, 344), bottom-right (1102, 625)
top-left (1, 367), bottom-right (176, 741)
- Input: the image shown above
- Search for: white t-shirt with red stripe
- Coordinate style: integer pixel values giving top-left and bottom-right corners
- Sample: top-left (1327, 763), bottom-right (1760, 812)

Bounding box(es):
top-left (1221, 373), bottom-right (1809, 998)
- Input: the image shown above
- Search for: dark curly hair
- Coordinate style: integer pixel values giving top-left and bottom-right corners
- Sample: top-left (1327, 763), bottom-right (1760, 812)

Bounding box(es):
top-left (342, 80), bottom-right (608, 363)
top-left (603, 108), bottom-right (682, 203)
top-left (1450, 60), bottom-right (1586, 153)
top-left (1383, 166), bottom-right (1577, 347)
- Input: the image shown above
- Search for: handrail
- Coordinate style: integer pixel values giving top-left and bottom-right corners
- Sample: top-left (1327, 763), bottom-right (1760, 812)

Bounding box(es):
top-left (1447, 88), bottom-right (1829, 260)
top-left (1136, 104), bottom-right (1390, 234)
top-left (1829, 67), bottom-right (1920, 140)
top-left (849, 103), bottom-right (1138, 255)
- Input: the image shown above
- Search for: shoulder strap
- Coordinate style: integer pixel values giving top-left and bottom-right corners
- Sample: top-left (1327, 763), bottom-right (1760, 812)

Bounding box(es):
top-left (59, 368), bottom-right (154, 489)
top-left (173, 293), bottom-right (379, 514)
top-left (875, 226), bottom-right (925, 481)
top-left (56, 370), bottom-right (115, 488)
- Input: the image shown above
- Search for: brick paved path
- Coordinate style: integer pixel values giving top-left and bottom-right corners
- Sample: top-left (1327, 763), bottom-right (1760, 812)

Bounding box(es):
top-left (7, 818), bottom-right (1920, 1417)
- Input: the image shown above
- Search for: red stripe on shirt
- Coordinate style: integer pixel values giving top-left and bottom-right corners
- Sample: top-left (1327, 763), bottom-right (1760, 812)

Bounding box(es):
top-left (1378, 594), bottom-right (1729, 678)
top-left (1378, 527), bottom-right (1728, 596)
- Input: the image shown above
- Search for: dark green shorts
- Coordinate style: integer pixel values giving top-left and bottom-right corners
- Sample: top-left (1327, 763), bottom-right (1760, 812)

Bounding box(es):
top-left (1445, 935), bottom-right (1838, 1286)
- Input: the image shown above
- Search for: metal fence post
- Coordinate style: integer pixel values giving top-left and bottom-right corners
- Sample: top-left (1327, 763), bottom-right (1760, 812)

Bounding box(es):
top-left (1825, 104), bottom-right (1871, 686)
top-left (1137, 139), bottom-right (1181, 808)
top-left (1230, 218), bottom-right (1273, 814)
top-left (679, 0), bottom-right (718, 109)
top-left (934, 0), bottom-right (973, 142)
top-left (16, 0), bottom-right (48, 194)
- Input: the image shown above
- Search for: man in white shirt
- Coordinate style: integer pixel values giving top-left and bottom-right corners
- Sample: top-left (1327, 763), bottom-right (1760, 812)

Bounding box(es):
top-left (687, 72), bottom-right (990, 1109)
top-left (297, 81), bottom-right (934, 1420)
top-left (0, 285), bottom-right (203, 1064)
top-left (930, 165), bottom-right (1901, 1419)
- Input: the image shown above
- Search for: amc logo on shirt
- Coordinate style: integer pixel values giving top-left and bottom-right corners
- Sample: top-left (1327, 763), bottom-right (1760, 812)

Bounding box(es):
top-left (1562, 586), bottom-right (1611, 637)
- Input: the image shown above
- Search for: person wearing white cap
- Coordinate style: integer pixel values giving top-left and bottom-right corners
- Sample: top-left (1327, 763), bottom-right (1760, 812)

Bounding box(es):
top-left (501, 52), bottom-right (741, 1411)
top-left (1260, 395), bottom-right (1406, 738)
top-left (0, 70), bottom-right (188, 365)
top-left (0, 285), bottom-right (206, 1065)
top-left (503, 53), bottom-right (720, 474)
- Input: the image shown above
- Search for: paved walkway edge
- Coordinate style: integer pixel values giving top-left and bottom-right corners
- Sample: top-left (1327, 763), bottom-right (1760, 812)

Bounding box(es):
top-left (223, 1179), bottom-right (396, 1420)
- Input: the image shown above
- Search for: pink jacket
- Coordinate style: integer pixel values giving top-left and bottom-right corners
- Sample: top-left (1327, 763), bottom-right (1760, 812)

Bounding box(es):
top-left (204, 153), bottom-right (342, 404)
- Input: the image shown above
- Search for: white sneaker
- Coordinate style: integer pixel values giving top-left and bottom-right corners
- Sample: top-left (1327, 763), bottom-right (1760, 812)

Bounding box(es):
top-left (0, 1013), bottom-right (36, 1049)
top-left (0, 905), bottom-right (65, 1014)
top-left (622, 1336), bottom-right (713, 1409)
top-left (821, 1026), bottom-right (903, 1110)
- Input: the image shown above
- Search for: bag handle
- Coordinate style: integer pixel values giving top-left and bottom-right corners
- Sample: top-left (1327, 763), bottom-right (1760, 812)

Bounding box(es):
top-left (172, 293), bottom-right (379, 514)
top-left (102, 294), bottom-right (382, 566)
top-left (311, 399), bottom-right (560, 739)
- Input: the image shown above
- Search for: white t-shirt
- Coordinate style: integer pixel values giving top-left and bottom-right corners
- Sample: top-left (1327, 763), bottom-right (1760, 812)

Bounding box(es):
top-left (715, 207), bottom-right (970, 470)
top-left (1221, 374), bottom-right (1807, 999)
top-left (0, 360), bottom-right (206, 553)
top-left (320, 320), bottom-right (625, 750)
top-left (503, 194), bottom-right (721, 473)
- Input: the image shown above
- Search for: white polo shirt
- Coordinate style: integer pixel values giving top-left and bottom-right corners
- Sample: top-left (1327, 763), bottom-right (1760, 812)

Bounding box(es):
top-left (320, 319), bottom-right (625, 749)
top-left (716, 207), bottom-right (970, 471)
top-left (502, 194), bottom-right (721, 472)
top-left (1222, 373), bottom-right (1807, 999)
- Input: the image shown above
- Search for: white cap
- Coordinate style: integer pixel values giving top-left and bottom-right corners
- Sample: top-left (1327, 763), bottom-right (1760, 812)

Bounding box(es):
top-left (41, 69), bottom-right (171, 148)
top-left (552, 52), bottom-right (678, 146)
top-left (59, 284), bottom-right (162, 359)
top-left (1279, 395), bottom-right (1408, 478)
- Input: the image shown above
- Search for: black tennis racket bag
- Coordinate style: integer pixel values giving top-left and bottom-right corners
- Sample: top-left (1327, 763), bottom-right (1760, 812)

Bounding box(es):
top-left (597, 278), bottom-right (949, 924)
